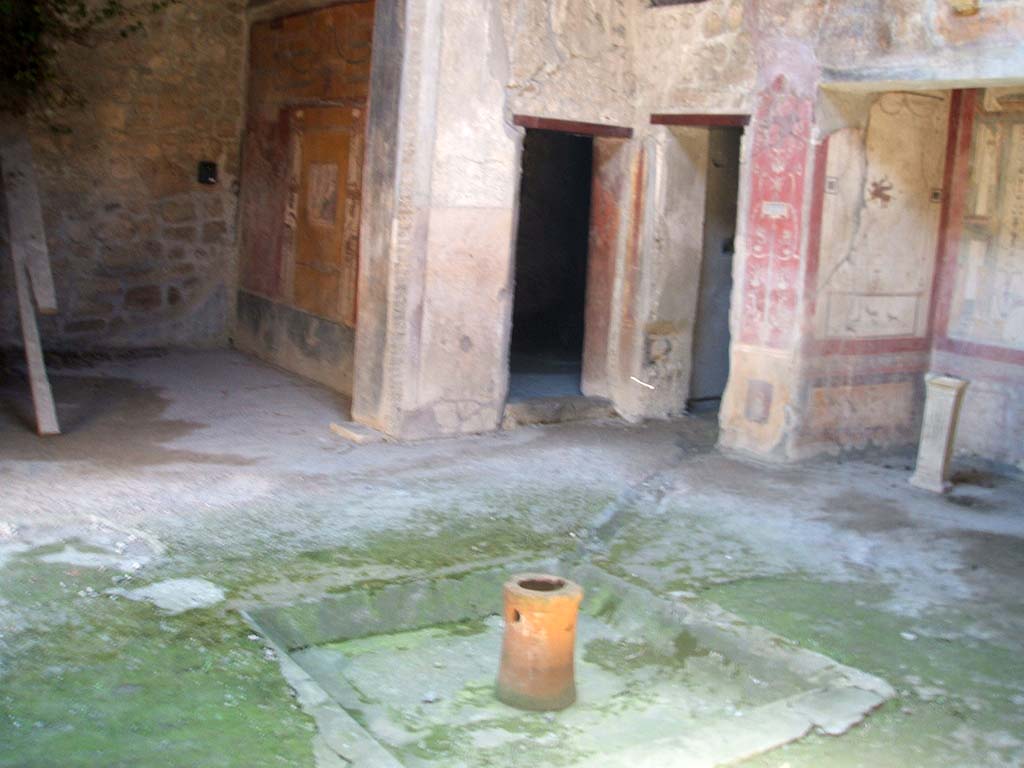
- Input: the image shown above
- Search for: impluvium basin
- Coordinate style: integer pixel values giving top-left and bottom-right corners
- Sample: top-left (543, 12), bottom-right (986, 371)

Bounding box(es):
top-left (243, 560), bottom-right (894, 768)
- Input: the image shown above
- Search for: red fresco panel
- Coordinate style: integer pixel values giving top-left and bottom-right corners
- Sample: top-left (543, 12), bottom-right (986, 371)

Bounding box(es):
top-left (239, 2), bottom-right (374, 316)
top-left (239, 112), bottom-right (290, 298)
top-left (582, 140), bottom-right (624, 395)
top-left (739, 75), bottom-right (813, 349)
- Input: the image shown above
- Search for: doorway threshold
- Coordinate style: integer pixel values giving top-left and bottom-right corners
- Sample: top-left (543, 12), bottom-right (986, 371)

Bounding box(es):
top-left (502, 395), bottom-right (615, 429)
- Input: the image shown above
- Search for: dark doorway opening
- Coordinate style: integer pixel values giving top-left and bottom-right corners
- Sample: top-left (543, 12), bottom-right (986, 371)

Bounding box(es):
top-left (508, 129), bottom-right (594, 401)
top-left (689, 126), bottom-right (742, 413)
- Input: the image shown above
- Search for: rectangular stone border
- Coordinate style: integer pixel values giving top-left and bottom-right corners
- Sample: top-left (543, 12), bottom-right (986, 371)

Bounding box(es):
top-left (244, 559), bottom-right (895, 768)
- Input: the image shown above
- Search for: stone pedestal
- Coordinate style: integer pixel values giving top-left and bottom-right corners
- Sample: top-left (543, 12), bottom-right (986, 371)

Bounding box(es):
top-left (910, 375), bottom-right (968, 493)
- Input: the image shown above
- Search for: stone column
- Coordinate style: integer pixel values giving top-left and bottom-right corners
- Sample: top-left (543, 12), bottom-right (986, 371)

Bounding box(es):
top-left (910, 375), bottom-right (968, 493)
top-left (352, 0), bottom-right (520, 439)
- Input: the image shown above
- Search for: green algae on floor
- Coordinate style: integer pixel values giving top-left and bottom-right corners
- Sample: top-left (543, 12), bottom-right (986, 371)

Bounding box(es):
top-left (296, 495), bottom-right (601, 574)
top-left (322, 616), bottom-right (492, 659)
top-left (582, 630), bottom-right (710, 674)
top-left (705, 577), bottom-right (1024, 768)
top-left (166, 486), bottom-right (616, 596)
top-left (288, 592), bottom-right (833, 767)
top-left (0, 554), bottom-right (316, 768)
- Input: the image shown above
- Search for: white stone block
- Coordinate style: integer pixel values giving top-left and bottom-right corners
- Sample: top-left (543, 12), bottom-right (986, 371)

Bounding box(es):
top-left (910, 375), bottom-right (968, 493)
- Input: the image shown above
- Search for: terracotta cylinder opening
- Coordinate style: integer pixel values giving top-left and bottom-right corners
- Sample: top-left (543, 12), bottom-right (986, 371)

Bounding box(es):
top-left (496, 573), bottom-right (584, 711)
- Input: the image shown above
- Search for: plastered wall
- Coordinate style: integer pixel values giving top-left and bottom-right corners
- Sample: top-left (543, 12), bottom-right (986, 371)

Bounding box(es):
top-left (624, 126), bottom-right (710, 419)
top-left (932, 90), bottom-right (1024, 469)
top-left (350, 0), bottom-right (1024, 462)
top-left (11, 0), bottom-right (1022, 465)
top-left (814, 0), bottom-right (1024, 82)
top-left (791, 91), bottom-right (950, 456)
top-left (353, 0), bottom-right (520, 436)
top-left (503, 0), bottom-right (638, 126)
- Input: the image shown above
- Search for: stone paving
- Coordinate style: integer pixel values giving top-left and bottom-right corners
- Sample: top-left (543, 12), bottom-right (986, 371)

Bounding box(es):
top-left (1, 350), bottom-right (1022, 767)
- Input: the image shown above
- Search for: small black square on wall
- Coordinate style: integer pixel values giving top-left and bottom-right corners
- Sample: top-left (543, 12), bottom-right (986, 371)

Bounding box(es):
top-left (197, 161), bottom-right (218, 185)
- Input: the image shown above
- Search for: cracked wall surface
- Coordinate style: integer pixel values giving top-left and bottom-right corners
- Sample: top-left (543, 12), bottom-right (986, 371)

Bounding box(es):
top-left (8, 0), bottom-right (1024, 463)
top-left (813, 93), bottom-right (948, 343)
top-left (787, 91), bottom-right (949, 457)
top-left (503, 0), bottom-right (638, 126)
top-left (350, 0), bottom-right (1024, 460)
top-left (815, 0), bottom-right (1024, 82)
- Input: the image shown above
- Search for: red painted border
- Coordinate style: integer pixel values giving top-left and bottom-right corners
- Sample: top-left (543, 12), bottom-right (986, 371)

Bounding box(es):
top-left (930, 89), bottom-right (971, 341)
top-left (617, 147), bottom-right (647, 383)
top-left (582, 139), bottom-right (627, 395)
top-left (813, 337), bottom-right (932, 355)
top-left (512, 114), bottom-right (633, 138)
top-left (650, 113), bottom-right (750, 128)
top-left (935, 336), bottom-right (1024, 365)
top-left (931, 89), bottom-right (1024, 367)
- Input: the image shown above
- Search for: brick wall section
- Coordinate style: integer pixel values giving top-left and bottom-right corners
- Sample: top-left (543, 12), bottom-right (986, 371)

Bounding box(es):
top-left (0, 0), bottom-right (247, 349)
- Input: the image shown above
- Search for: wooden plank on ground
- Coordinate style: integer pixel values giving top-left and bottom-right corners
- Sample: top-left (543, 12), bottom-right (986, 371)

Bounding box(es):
top-left (0, 131), bottom-right (57, 314)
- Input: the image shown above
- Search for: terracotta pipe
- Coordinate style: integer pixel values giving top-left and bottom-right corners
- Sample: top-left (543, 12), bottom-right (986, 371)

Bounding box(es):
top-left (496, 573), bottom-right (584, 711)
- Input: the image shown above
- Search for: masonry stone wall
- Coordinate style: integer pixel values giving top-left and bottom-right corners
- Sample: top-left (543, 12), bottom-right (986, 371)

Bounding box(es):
top-left (1, 0), bottom-right (247, 350)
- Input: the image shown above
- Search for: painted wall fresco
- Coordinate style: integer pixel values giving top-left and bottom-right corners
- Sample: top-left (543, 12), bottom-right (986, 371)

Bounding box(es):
top-left (923, 90), bottom-right (1024, 468)
top-left (239, 1), bottom-right (373, 323)
top-left (947, 101), bottom-right (1024, 351)
top-left (234, 1), bottom-right (374, 397)
top-left (813, 92), bottom-right (949, 341)
top-left (738, 75), bottom-right (813, 349)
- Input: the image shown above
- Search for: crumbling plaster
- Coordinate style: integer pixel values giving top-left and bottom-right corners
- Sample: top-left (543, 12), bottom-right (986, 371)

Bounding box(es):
top-left (3, 0), bottom-right (1021, 468)
top-left (815, 0), bottom-right (1024, 85)
top-left (626, 126), bottom-right (710, 419)
top-left (503, 0), bottom-right (640, 127)
top-left (351, 0), bottom-right (1024, 462)
top-left (5, 0), bottom-right (1017, 464)
top-left (354, 0), bottom-right (522, 436)
top-left (932, 93), bottom-right (1024, 470)
top-left (356, 0), bottom-right (762, 437)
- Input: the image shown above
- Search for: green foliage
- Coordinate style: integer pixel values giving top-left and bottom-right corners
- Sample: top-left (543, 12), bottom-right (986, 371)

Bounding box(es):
top-left (0, 0), bottom-right (176, 118)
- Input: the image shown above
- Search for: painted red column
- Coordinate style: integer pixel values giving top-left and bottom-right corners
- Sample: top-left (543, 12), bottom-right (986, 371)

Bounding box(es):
top-left (739, 74), bottom-right (815, 351)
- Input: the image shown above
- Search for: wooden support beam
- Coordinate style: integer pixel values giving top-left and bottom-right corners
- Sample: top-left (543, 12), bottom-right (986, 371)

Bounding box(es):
top-left (10, 243), bottom-right (60, 435)
top-left (1, 124), bottom-right (60, 435)
top-left (1, 131), bottom-right (57, 314)
top-left (650, 113), bottom-right (750, 128)
top-left (512, 115), bottom-right (634, 138)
